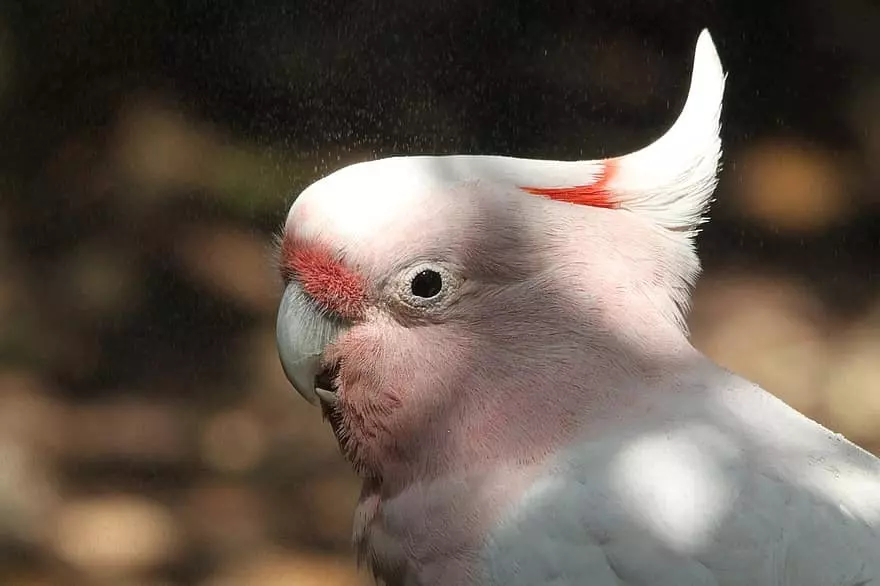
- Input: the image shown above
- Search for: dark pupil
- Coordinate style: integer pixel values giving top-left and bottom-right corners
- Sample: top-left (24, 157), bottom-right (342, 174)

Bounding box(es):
top-left (411, 269), bottom-right (443, 298)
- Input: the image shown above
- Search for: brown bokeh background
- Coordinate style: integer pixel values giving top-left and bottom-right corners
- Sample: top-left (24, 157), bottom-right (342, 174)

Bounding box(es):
top-left (0, 1), bottom-right (878, 585)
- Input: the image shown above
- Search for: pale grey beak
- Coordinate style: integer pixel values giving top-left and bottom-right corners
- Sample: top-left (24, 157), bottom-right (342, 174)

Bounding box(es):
top-left (276, 280), bottom-right (348, 405)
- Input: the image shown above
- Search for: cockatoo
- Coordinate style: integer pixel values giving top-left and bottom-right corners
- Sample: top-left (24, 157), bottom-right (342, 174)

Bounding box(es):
top-left (275, 30), bottom-right (880, 585)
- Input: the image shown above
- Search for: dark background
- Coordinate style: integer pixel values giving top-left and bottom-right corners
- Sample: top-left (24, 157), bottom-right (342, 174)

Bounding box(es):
top-left (0, 1), bottom-right (877, 584)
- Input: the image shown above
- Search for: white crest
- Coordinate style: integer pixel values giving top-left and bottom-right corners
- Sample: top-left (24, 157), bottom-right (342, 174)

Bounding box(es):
top-left (379, 30), bottom-right (726, 233)
top-left (290, 30), bottom-right (726, 243)
top-left (607, 29), bottom-right (726, 232)
top-left (425, 29), bottom-right (726, 233)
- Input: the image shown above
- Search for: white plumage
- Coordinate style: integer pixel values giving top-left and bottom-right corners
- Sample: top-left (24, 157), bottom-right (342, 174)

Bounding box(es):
top-left (484, 371), bottom-right (880, 585)
top-left (276, 29), bottom-right (880, 586)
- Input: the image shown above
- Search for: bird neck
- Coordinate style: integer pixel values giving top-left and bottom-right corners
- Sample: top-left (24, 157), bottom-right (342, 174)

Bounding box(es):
top-left (378, 328), bottom-right (701, 489)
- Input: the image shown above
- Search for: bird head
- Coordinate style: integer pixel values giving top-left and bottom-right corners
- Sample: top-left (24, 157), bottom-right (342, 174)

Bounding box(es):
top-left (276, 31), bottom-right (725, 481)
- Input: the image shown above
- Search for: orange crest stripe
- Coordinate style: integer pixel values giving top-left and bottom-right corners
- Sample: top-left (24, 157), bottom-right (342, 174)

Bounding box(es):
top-left (520, 160), bottom-right (618, 208)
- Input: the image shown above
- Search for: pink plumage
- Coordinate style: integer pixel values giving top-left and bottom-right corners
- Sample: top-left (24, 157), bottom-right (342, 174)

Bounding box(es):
top-left (274, 30), bottom-right (880, 586)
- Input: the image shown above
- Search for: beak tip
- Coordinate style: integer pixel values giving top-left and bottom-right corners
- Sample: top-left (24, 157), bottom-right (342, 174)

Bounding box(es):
top-left (278, 353), bottom-right (321, 406)
top-left (276, 281), bottom-right (347, 408)
top-left (315, 387), bottom-right (338, 406)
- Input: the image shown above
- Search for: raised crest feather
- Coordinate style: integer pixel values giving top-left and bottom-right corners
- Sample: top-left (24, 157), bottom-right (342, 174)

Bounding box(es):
top-left (284, 30), bottom-right (725, 249)
top-left (515, 29), bottom-right (725, 232)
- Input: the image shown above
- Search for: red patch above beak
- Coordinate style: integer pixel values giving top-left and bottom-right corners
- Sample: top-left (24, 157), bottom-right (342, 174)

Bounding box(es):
top-left (280, 236), bottom-right (366, 319)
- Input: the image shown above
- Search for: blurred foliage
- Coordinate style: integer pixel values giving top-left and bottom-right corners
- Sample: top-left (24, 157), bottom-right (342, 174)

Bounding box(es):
top-left (0, 1), bottom-right (877, 584)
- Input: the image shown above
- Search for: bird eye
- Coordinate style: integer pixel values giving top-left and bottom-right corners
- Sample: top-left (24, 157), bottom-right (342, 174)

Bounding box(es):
top-left (410, 269), bottom-right (443, 298)
top-left (394, 262), bottom-right (461, 312)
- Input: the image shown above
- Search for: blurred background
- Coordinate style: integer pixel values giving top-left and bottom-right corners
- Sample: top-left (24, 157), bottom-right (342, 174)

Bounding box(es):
top-left (0, 1), bottom-right (878, 584)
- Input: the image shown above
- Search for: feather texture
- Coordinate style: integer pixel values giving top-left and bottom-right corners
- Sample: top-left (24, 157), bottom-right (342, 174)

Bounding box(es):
top-left (275, 28), bottom-right (880, 586)
top-left (482, 369), bottom-right (880, 586)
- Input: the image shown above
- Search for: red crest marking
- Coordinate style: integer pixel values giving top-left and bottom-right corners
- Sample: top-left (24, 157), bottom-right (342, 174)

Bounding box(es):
top-left (519, 160), bottom-right (619, 208)
top-left (280, 236), bottom-right (366, 319)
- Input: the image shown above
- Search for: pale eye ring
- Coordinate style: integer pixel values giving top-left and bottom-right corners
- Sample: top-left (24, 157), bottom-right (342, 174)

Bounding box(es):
top-left (394, 262), bottom-right (461, 310)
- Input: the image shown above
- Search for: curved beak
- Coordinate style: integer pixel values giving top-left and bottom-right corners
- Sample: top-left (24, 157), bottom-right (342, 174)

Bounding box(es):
top-left (276, 280), bottom-right (348, 405)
